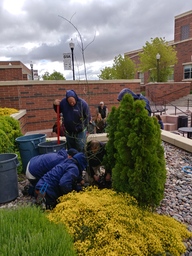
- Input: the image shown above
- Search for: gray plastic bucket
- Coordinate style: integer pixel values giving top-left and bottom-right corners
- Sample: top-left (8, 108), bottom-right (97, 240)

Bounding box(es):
top-left (38, 140), bottom-right (66, 154)
top-left (15, 134), bottom-right (46, 172)
top-left (0, 153), bottom-right (19, 204)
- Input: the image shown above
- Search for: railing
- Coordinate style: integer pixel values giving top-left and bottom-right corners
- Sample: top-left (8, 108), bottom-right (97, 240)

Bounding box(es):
top-left (147, 85), bottom-right (191, 116)
top-left (187, 99), bottom-right (192, 110)
top-left (168, 103), bottom-right (188, 116)
top-left (147, 85), bottom-right (190, 105)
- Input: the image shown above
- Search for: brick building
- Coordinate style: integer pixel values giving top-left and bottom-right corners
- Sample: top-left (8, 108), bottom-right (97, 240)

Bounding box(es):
top-left (124, 10), bottom-right (192, 85)
top-left (0, 61), bottom-right (32, 81)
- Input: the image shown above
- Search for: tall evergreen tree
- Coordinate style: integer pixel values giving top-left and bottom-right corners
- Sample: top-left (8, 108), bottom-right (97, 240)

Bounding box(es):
top-left (102, 106), bottom-right (119, 172)
top-left (106, 94), bottom-right (166, 209)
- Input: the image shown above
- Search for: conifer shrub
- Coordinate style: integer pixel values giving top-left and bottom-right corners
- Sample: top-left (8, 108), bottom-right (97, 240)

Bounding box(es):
top-left (0, 115), bottom-right (23, 173)
top-left (0, 107), bottom-right (19, 116)
top-left (0, 129), bottom-right (14, 153)
top-left (47, 187), bottom-right (192, 256)
top-left (103, 106), bottom-right (119, 172)
top-left (105, 94), bottom-right (166, 209)
top-left (0, 116), bottom-right (23, 144)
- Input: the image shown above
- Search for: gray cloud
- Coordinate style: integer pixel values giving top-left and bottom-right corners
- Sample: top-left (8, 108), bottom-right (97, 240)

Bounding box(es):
top-left (1, 0), bottom-right (192, 79)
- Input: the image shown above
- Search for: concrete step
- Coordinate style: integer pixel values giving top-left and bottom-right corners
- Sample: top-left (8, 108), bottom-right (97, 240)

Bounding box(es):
top-left (170, 94), bottom-right (192, 107)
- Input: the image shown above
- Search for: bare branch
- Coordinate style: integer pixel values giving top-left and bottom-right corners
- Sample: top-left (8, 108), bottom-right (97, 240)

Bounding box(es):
top-left (58, 13), bottom-right (96, 83)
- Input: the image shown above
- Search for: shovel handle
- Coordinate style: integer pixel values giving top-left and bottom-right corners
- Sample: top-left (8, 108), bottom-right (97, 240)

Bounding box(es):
top-left (57, 105), bottom-right (60, 144)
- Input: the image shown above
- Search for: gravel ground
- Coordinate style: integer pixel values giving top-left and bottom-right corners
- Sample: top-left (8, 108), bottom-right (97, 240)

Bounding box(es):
top-left (1, 142), bottom-right (192, 255)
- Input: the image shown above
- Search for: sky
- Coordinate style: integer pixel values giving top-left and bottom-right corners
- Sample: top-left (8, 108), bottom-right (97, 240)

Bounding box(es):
top-left (1, 0), bottom-right (192, 80)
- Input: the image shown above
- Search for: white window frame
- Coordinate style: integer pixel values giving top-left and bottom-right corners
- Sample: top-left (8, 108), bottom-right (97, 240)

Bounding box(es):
top-left (183, 64), bottom-right (192, 79)
top-left (138, 72), bottom-right (144, 84)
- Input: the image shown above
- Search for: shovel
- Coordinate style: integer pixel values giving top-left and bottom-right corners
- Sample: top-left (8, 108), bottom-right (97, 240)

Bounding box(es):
top-left (57, 105), bottom-right (60, 144)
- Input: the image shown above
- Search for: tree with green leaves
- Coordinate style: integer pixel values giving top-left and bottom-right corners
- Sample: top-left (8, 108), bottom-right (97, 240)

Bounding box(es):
top-left (139, 37), bottom-right (177, 82)
top-left (105, 93), bottom-right (166, 209)
top-left (99, 54), bottom-right (136, 80)
top-left (42, 71), bottom-right (66, 80)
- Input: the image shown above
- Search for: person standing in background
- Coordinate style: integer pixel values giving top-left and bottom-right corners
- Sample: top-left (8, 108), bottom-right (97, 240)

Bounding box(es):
top-left (97, 101), bottom-right (108, 120)
top-left (156, 115), bottom-right (164, 130)
top-left (53, 90), bottom-right (91, 152)
top-left (94, 113), bottom-right (106, 133)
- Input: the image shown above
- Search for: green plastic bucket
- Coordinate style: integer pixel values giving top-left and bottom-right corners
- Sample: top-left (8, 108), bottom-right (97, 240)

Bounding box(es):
top-left (38, 140), bottom-right (67, 154)
top-left (0, 153), bottom-right (19, 204)
top-left (15, 134), bottom-right (46, 172)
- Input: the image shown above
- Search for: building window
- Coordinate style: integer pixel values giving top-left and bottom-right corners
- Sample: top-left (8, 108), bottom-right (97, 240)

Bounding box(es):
top-left (184, 65), bottom-right (192, 79)
top-left (138, 72), bottom-right (144, 84)
top-left (167, 67), bottom-right (174, 81)
top-left (181, 25), bottom-right (190, 40)
top-left (167, 73), bottom-right (174, 81)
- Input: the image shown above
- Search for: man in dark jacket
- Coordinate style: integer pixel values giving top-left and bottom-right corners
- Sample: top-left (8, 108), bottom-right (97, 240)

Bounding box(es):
top-left (26, 148), bottom-right (78, 186)
top-left (23, 148), bottom-right (78, 196)
top-left (117, 88), bottom-right (151, 116)
top-left (53, 90), bottom-right (91, 153)
top-left (35, 152), bottom-right (87, 209)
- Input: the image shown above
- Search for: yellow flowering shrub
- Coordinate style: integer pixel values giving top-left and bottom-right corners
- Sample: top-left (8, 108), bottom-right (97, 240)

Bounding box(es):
top-left (0, 107), bottom-right (19, 116)
top-left (47, 187), bottom-right (192, 256)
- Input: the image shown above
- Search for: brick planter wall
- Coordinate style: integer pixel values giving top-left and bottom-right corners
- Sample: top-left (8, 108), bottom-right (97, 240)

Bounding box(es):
top-left (0, 80), bottom-right (140, 132)
top-left (145, 82), bottom-right (191, 104)
top-left (0, 80), bottom-right (190, 133)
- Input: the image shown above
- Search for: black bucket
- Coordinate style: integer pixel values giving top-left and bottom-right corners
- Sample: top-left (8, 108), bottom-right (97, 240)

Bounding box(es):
top-left (15, 134), bottom-right (46, 172)
top-left (0, 153), bottom-right (19, 204)
top-left (38, 140), bottom-right (67, 154)
top-left (178, 116), bottom-right (188, 128)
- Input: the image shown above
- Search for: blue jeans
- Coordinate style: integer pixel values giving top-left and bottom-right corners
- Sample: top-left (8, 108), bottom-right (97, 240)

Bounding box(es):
top-left (65, 130), bottom-right (87, 153)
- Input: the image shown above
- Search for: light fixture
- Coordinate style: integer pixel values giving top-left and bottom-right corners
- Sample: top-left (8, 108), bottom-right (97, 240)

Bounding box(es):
top-left (69, 39), bottom-right (75, 80)
top-left (156, 53), bottom-right (160, 60)
top-left (30, 61), bottom-right (34, 80)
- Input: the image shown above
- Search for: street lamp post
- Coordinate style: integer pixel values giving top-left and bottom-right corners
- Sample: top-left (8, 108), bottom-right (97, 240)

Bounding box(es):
top-left (30, 62), bottom-right (34, 80)
top-left (69, 39), bottom-right (75, 80)
top-left (156, 53), bottom-right (160, 82)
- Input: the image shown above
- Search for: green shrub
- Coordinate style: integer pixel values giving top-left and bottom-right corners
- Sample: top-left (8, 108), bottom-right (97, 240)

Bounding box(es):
top-left (0, 206), bottom-right (77, 256)
top-left (48, 188), bottom-right (192, 256)
top-left (105, 94), bottom-right (166, 209)
top-left (102, 106), bottom-right (119, 172)
top-left (0, 116), bottom-right (22, 146)
top-left (0, 129), bottom-right (14, 152)
top-left (0, 107), bottom-right (19, 116)
top-left (0, 115), bottom-right (23, 173)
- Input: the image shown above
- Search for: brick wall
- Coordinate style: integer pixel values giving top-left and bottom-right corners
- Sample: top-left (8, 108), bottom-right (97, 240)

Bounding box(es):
top-left (174, 11), bottom-right (192, 42)
top-left (0, 61), bottom-right (31, 81)
top-left (174, 39), bottom-right (192, 83)
top-left (0, 80), bottom-right (141, 132)
top-left (18, 114), bottom-right (28, 134)
top-left (0, 68), bottom-right (23, 81)
top-left (145, 82), bottom-right (191, 104)
top-left (0, 80), bottom-right (190, 133)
